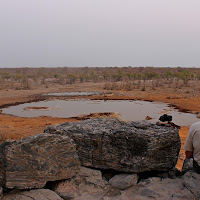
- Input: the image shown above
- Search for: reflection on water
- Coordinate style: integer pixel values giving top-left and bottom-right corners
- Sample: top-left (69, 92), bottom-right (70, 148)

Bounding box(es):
top-left (44, 92), bottom-right (102, 96)
top-left (2, 100), bottom-right (199, 126)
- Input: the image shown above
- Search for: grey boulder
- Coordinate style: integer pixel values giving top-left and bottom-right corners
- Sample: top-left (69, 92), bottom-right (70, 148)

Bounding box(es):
top-left (45, 118), bottom-right (181, 173)
top-left (0, 133), bottom-right (80, 189)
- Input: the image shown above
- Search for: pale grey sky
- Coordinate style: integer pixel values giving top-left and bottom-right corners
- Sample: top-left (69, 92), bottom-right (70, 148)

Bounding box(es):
top-left (0, 0), bottom-right (200, 68)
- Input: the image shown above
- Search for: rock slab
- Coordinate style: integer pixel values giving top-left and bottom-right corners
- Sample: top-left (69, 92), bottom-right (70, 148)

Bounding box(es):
top-left (45, 118), bottom-right (181, 173)
top-left (0, 133), bottom-right (80, 189)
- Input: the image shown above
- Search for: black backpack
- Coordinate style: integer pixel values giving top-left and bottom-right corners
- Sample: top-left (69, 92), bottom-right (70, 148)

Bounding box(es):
top-left (159, 114), bottom-right (172, 122)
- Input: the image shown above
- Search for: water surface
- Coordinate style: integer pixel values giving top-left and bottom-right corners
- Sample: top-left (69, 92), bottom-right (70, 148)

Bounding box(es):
top-left (2, 100), bottom-right (199, 126)
top-left (44, 92), bottom-right (102, 96)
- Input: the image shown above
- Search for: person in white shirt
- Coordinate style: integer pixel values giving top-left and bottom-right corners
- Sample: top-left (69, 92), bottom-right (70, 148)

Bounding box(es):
top-left (183, 121), bottom-right (200, 173)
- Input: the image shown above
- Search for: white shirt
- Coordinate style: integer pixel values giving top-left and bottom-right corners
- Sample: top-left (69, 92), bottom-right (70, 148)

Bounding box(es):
top-left (183, 121), bottom-right (200, 166)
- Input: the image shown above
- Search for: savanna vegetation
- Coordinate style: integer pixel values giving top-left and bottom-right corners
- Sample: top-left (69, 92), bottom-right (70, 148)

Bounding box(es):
top-left (0, 67), bottom-right (200, 93)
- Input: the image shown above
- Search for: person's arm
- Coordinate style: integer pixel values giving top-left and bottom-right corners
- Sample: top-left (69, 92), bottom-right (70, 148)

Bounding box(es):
top-left (183, 125), bottom-right (194, 157)
top-left (185, 151), bottom-right (193, 158)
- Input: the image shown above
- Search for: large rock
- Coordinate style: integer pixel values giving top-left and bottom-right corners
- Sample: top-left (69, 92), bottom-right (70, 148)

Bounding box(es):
top-left (44, 118), bottom-right (181, 173)
top-left (0, 133), bottom-right (80, 189)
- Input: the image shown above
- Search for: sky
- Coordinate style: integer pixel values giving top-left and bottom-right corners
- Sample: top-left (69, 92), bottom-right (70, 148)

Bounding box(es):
top-left (0, 0), bottom-right (200, 68)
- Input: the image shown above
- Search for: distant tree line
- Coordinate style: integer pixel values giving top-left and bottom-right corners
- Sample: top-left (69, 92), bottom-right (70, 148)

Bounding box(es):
top-left (0, 67), bottom-right (200, 91)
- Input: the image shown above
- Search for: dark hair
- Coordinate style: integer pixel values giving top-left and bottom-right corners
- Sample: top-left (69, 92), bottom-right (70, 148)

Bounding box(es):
top-left (159, 114), bottom-right (172, 122)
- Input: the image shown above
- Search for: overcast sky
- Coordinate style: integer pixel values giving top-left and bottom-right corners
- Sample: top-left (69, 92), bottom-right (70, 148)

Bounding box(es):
top-left (0, 0), bottom-right (200, 68)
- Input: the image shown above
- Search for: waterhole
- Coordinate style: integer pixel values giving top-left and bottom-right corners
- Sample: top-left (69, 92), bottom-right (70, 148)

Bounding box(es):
top-left (2, 100), bottom-right (199, 126)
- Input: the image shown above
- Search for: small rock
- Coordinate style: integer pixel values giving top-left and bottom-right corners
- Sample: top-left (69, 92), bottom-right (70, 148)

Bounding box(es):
top-left (3, 189), bottom-right (63, 200)
top-left (109, 174), bottom-right (138, 190)
top-left (145, 116), bottom-right (153, 120)
top-left (138, 177), bottom-right (161, 186)
top-left (52, 166), bottom-right (108, 200)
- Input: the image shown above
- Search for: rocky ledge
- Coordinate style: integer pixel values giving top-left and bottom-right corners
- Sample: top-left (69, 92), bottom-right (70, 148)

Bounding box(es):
top-left (44, 118), bottom-right (181, 173)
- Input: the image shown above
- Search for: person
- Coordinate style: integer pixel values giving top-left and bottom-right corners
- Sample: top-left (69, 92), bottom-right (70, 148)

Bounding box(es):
top-left (183, 121), bottom-right (200, 173)
top-left (156, 114), bottom-right (180, 129)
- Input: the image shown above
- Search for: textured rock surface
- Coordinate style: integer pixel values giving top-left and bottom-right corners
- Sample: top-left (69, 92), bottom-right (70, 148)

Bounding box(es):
top-left (52, 166), bottom-right (108, 200)
top-left (0, 133), bottom-right (80, 189)
top-left (3, 189), bottom-right (63, 200)
top-left (103, 177), bottom-right (195, 200)
top-left (109, 174), bottom-right (138, 190)
top-left (45, 118), bottom-right (181, 173)
top-left (182, 171), bottom-right (200, 198)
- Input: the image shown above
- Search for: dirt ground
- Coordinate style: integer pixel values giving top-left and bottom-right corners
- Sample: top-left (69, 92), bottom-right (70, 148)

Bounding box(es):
top-left (0, 82), bottom-right (199, 170)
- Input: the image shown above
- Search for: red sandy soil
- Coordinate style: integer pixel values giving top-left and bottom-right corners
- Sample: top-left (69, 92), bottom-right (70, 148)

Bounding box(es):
top-left (0, 83), bottom-right (199, 170)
